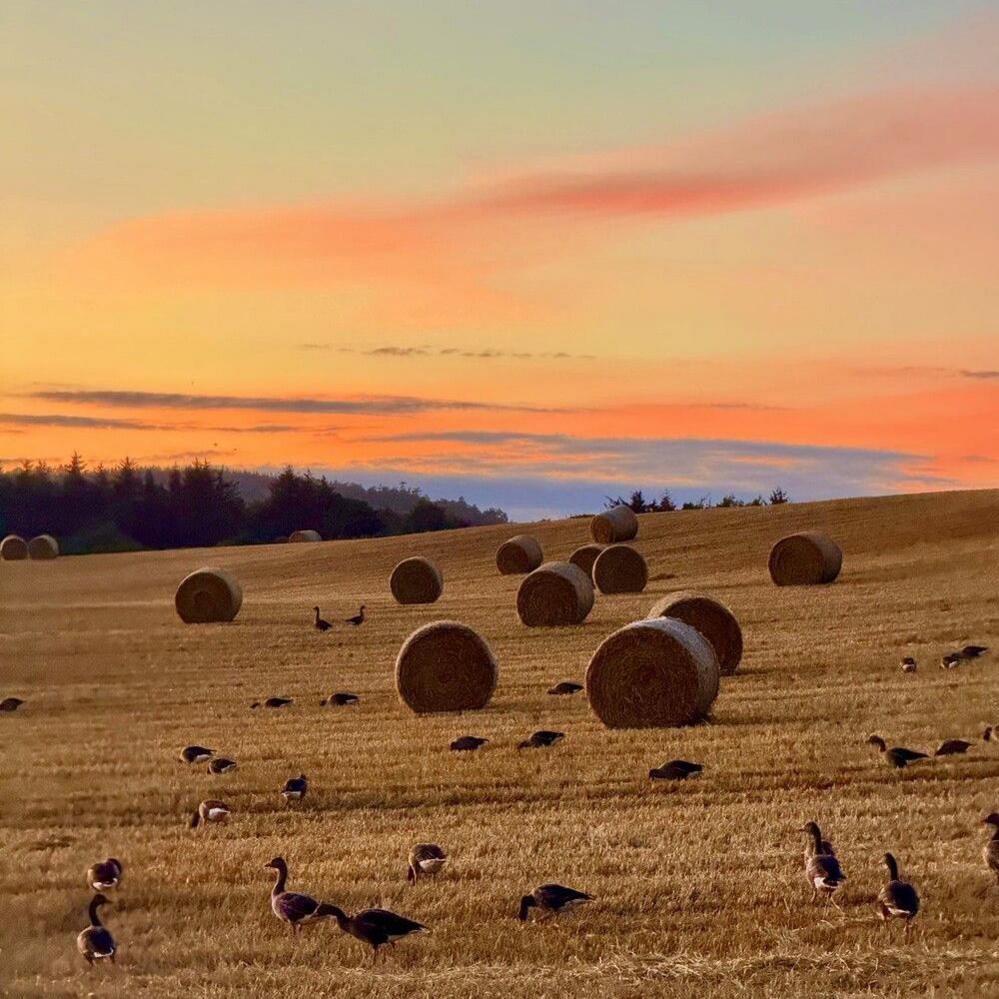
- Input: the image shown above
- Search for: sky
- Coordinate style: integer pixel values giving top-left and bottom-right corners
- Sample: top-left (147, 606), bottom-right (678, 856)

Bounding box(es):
top-left (2, 1), bottom-right (997, 520)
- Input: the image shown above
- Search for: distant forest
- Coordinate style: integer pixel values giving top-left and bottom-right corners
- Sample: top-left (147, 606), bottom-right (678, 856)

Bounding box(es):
top-left (0, 456), bottom-right (508, 555)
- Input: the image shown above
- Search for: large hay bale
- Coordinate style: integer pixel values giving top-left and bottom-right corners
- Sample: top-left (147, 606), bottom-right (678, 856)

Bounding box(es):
top-left (647, 592), bottom-right (743, 675)
top-left (586, 617), bottom-right (719, 728)
top-left (591, 505), bottom-right (638, 544)
top-left (768, 531), bottom-right (842, 586)
top-left (395, 621), bottom-right (497, 713)
top-left (175, 567), bottom-right (243, 624)
top-left (288, 529), bottom-right (322, 543)
top-left (391, 557), bottom-right (444, 604)
top-left (568, 543), bottom-right (605, 577)
top-left (27, 534), bottom-right (58, 559)
top-left (517, 561), bottom-right (594, 627)
top-left (496, 534), bottom-right (543, 575)
top-left (1, 534), bottom-right (28, 561)
top-left (593, 544), bottom-right (648, 593)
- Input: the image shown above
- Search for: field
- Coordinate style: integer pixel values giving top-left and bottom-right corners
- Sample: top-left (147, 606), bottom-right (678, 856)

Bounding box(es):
top-left (3, 489), bottom-right (999, 997)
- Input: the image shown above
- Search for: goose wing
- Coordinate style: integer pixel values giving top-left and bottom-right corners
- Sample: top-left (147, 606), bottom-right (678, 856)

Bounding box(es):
top-left (274, 891), bottom-right (321, 922)
top-left (879, 880), bottom-right (919, 916)
top-left (806, 853), bottom-right (845, 886)
top-left (355, 908), bottom-right (426, 939)
top-left (537, 884), bottom-right (593, 909)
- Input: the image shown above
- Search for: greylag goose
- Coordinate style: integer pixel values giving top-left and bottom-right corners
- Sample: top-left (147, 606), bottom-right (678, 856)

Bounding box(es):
top-left (877, 852), bottom-right (919, 938)
top-left (180, 745), bottom-right (214, 765)
top-left (77, 894), bottom-right (116, 967)
top-left (518, 884), bottom-right (593, 921)
top-left (265, 857), bottom-right (337, 934)
top-left (800, 822), bottom-right (845, 904)
top-left (313, 606), bottom-right (332, 631)
top-left (86, 859), bottom-right (123, 891)
top-left (407, 843), bottom-right (447, 883)
top-left (867, 736), bottom-right (928, 769)
top-left (450, 736), bottom-right (487, 752)
top-left (327, 904), bottom-right (426, 957)
top-left (190, 799), bottom-right (230, 828)
top-left (518, 730), bottom-right (565, 749)
top-left (649, 760), bottom-right (703, 781)
top-left (281, 774), bottom-right (308, 805)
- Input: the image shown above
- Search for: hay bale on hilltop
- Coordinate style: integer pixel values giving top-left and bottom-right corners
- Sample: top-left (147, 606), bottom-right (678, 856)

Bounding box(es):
top-left (496, 534), bottom-right (543, 575)
top-left (1, 534), bottom-right (28, 561)
top-left (395, 621), bottom-right (497, 713)
top-left (647, 592), bottom-right (743, 675)
top-left (586, 617), bottom-right (720, 728)
top-left (517, 561), bottom-right (594, 627)
top-left (288, 529), bottom-right (321, 543)
top-left (27, 534), bottom-right (58, 560)
top-left (568, 543), bottom-right (605, 577)
top-left (768, 531), bottom-right (842, 586)
top-left (391, 557), bottom-right (444, 605)
top-left (593, 544), bottom-right (647, 594)
top-left (591, 505), bottom-right (638, 544)
top-left (175, 568), bottom-right (243, 624)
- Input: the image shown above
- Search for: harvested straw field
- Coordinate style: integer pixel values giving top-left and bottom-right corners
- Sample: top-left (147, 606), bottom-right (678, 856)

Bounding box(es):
top-left (2, 490), bottom-right (999, 998)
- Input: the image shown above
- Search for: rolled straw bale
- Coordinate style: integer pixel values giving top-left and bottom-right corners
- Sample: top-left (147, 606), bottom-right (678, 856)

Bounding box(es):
top-left (27, 534), bottom-right (58, 559)
top-left (273, 535), bottom-right (288, 544)
top-left (568, 543), bottom-right (605, 578)
top-left (496, 534), bottom-right (543, 575)
top-left (395, 621), bottom-right (497, 713)
top-left (1, 534), bottom-right (28, 561)
top-left (593, 544), bottom-right (648, 594)
top-left (175, 567), bottom-right (243, 624)
top-left (591, 505), bottom-right (638, 544)
top-left (288, 529), bottom-right (322, 543)
top-left (768, 531), bottom-right (842, 586)
top-left (647, 592), bottom-right (743, 675)
top-left (391, 557), bottom-right (444, 605)
top-left (517, 561), bottom-right (594, 627)
top-left (586, 617), bottom-right (719, 728)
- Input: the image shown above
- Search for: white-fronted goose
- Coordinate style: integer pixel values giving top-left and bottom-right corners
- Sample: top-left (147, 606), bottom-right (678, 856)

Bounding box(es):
top-left (877, 852), bottom-right (919, 938)
top-left (867, 735), bottom-right (928, 769)
top-left (208, 757), bottom-right (237, 775)
top-left (450, 736), bottom-right (487, 752)
top-left (321, 692), bottom-right (359, 707)
top-left (313, 606), bottom-right (332, 632)
top-left (180, 745), bottom-right (214, 765)
top-left (191, 799), bottom-right (230, 828)
top-left (800, 822), bottom-right (845, 904)
top-left (649, 759), bottom-right (703, 781)
top-left (935, 739), bottom-right (972, 756)
top-left (518, 884), bottom-right (593, 921)
top-left (77, 894), bottom-right (116, 968)
top-left (547, 682), bottom-right (583, 695)
top-left (407, 843), bottom-right (447, 883)
top-left (982, 813), bottom-right (999, 887)
top-left (326, 904), bottom-right (426, 957)
top-left (0, 696), bottom-right (25, 712)
top-left (86, 858), bottom-right (123, 891)
top-left (265, 857), bottom-right (336, 934)
top-left (346, 605), bottom-right (366, 627)
top-left (281, 774), bottom-right (308, 805)
top-left (518, 730), bottom-right (565, 750)
top-left (900, 657), bottom-right (917, 673)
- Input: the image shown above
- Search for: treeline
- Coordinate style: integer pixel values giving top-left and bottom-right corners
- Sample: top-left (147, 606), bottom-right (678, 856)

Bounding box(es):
top-left (606, 487), bottom-right (790, 513)
top-left (0, 457), bottom-right (505, 555)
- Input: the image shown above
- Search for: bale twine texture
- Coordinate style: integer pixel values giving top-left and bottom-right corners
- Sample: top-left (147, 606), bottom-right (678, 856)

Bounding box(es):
top-left (647, 592), bottom-right (743, 675)
top-left (593, 544), bottom-right (648, 593)
top-left (591, 505), bottom-right (639, 544)
top-left (768, 531), bottom-right (842, 586)
top-left (391, 557), bottom-right (444, 604)
top-left (175, 567), bottom-right (243, 624)
top-left (496, 534), bottom-right (543, 575)
top-left (517, 561), bottom-right (594, 627)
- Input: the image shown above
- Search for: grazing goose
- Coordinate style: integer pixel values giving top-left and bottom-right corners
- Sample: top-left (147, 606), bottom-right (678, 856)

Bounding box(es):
top-left (407, 843), bottom-right (447, 883)
top-left (180, 745), bottom-right (214, 765)
top-left (518, 730), bottom-right (565, 750)
top-left (867, 735), bottom-right (929, 769)
top-left (190, 799), bottom-right (230, 828)
top-left (208, 757), bottom-right (237, 775)
top-left (518, 884), bottom-right (593, 921)
top-left (0, 696), bottom-right (25, 712)
top-left (326, 904), bottom-right (426, 957)
top-left (251, 697), bottom-right (293, 709)
top-left (649, 759), bottom-right (703, 781)
top-left (281, 774), bottom-right (308, 804)
top-left (547, 681), bottom-right (583, 696)
top-left (265, 857), bottom-right (337, 934)
top-left (313, 606), bottom-right (332, 632)
top-left (321, 692), bottom-right (359, 707)
top-left (450, 736), bottom-right (488, 752)
top-left (982, 813), bottom-right (999, 887)
top-left (962, 645), bottom-right (989, 659)
top-left (86, 858), bottom-right (123, 891)
top-left (800, 823), bottom-right (846, 904)
top-left (346, 605), bottom-right (366, 627)
top-left (935, 738), bottom-right (972, 756)
top-left (900, 657), bottom-right (917, 673)
top-left (77, 894), bottom-right (116, 968)
top-left (940, 653), bottom-right (963, 669)
top-left (877, 852), bottom-right (919, 938)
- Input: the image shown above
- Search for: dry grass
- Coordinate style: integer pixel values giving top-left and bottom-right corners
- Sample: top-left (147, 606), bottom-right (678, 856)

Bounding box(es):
top-left (2, 489), bottom-right (999, 998)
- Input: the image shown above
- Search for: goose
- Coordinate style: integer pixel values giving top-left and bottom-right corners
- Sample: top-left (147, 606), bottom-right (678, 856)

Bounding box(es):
top-left (0, 696), bottom-right (25, 712)
top-left (962, 645), bottom-right (989, 659)
top-left (940, 653), bottom-right (963, 669)
top-left (867, 735), bottom-right (928, 769)
top-left (345, 605), bottom-right (366, 627)
top-left (450, 736), bottom-right (488, 752)
top-left (649, 759), bottom-right (703, 781)
top-left (264, 857), bottom-right (337, 934)
top-left (180, 745), bottom-right (214, 765)
top-left (313, 606), bottom-right (332, 632)
top-left (518, 730), bottom-right (565, 750)
top-left (800, 822), bottom-right (845, 904)
top-left (935, 738), bottom-right (972, 756)
top-left (77, 894), bottom-right (116, 967)
top-left (190, 799), bottom-right (230, 828)
top-left (407, 843), bottom-right (447, 883)
top-left (321, 692), bottom-right (359, 707)
top-left (877, 852), bottom-right (919, 938)
top-left (547, 682), bottom-right (583, 696)
top-left (281, 774), bottom-right (308, 804)
top-left (326, 904), bottom-right (426, 957)
top-left (518, 884), bottom-right (593, 921)
top-left (86, 858), bottom-right (123, 891)
top-left (251, 697), bottom-right (292, 709)
top-left (900, 657), bottom-right (917, 673)
top-left (208, 757), bottom-right (237, 775)
top-left (985, 726), bottom-right (995, 743)
top-left (982, 813), bottom-right (999, 887)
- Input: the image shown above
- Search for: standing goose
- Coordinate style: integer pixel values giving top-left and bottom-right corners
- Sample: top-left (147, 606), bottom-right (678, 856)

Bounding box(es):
top-left (547, 681), bottom-right (583, 696)
top-left (346, 605), bottom-right (366, 627)
top-left (77, 894), bottom-right (116, 967)
top-left (86, 858), bottom-right (123, 891)
top-left (982, 813), bottom-right (999, 888)
top-left (518, 884), bottom-right (593, 921)
top-left (180, 745), bottom-right (214, 765)
top-left (407, 843), bottom-right (447, 883)
top-left (190, 799), bottom-right (230, 828)
top-left (450, 736), bottom-right (488, 752)
top-left (799, 823), bottom-right (845, 904)
top-left (208, 757), bottom-right (237, 775)
top-left (867, 735), bottom-right (928, 769)
top-left (313, 606), bottom-right (332, 632)
top-left (0, 696), bottom-right (25, 712)
top-left (264, 857), bottom-right (337, 934)
top-left (935, 738), bottom-right (972, 756)
top-left (877, 852), bottom-right (919, 938)
top-left (900, 657), bottom-right (917, 673)
top-left (281, 774), bottom-right (308, 805)
top-left (326, 904), bottom-right (426, 958)
top-left (518, 730), bottom-right (565, 750)
top-left (649, 759), bottom-right (703, 781)
top-left (321, 692), bottom-right (359, 707)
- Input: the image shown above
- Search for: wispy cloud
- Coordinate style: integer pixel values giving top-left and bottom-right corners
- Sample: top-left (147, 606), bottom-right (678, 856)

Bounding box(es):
top-left (961, 369), bottom-right (999, 379)
top-left (301, 343), bottom-right (597, 361)
top-left (0, 411), bottom-right (161, 430)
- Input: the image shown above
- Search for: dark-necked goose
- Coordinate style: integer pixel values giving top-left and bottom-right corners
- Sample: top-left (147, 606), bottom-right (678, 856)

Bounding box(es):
top-left (450, 736), bottom-right (487, 752)
top-left (900, 657), bottom-right (917, 673)
top-left (877, 852), bottom-right (919, 938)
top-left (518, 730), bottom-right (565, 750)
top-left (518, 884), bottom-right (593, 921)
top-left (800, 822), bottom-right (845, 904)
top-left (313, 606), bottom-right (332, 632)
top-left (265, 857), bottom-right (337, 934)
top-left (327, 905), bottom-right (426, 957)
top-left (0, 696), bottom-right (25, 712)
top-left (983, 813), bottom-right (999, 888)
top-left (180, 745), bottom-right (214, 765)
top-left (281, 774), bottom-right (308, 805)
top-left (77, 894), bottom-right (116, 967)
top-left (208, 757), bottom-right (237, 775)
top-left (322, 692), bottom-right (359, 707)
top-left (407, 843), bottom-right (447, 883)
top-left (346, 605), bottom-right (366, 627)
top-left (86, 858), bottom-right (123, 891)
top-left (935, 738), bottom-right (972, 756)
top-left (191, 799), bottom-right (230, 828)
top-left (867, 735), bottom-right (928, 769)
top-left (649, 759), bottom-right (703, 781)
top-left (547, 681), bottom-right (583, 695)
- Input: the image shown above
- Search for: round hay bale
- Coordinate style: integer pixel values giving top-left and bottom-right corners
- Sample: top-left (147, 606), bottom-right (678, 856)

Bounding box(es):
top-left (27, 534), bottom-right (58, 559)
top-left (1, 534), bottom-right (28, 561)
top-left (591, 505), bottom-right (638, 544)
top-left (647, 592), bottom-right (743, 675)
top-left (175, 567), bottom-right (243, 624)
top-left (391, 557), bottom-right (444, 605)
top-left (586, 617), bottom-right (720, 728)
top-left (496, 534), bottom-right (543, 575)
top-left (568, 543), bottom-right (605, 577)
top-left (768, 531), bottom-right (842, 586)
top-left (274, 535), bottom-right (288, 544)
top-left (395, 621), bottom-right (497, 713)
top-left (517, 561), bottom-right (594, 627)
top-left (593, 544), bottom-right (648, 594)
top-left (288, 529), bottom-right (322, 543)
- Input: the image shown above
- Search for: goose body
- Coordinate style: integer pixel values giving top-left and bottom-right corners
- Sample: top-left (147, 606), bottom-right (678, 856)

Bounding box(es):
top-left (208, 757), bottom-right (237, 774)
top-left (983, 813), bottom-right (999, 886)
top-left (313, 606), bottom-right (332, 632)
top-left (281, 774), bottom-right (308, 803)
top-left (940, 653), bottom-right (962, 669)
top-left (800, 823), bottom-right (845, 902)
top-left (180, 745), bottom-right (214, 764)
top-left (346, 605), bottom-right (366, 627)
top-left (86, 858), bottom-right (123, 891)
top-left (519, 883), bottom-right (593, 920)
top-left (935, 739), bottom-right (972, 756)
top-left (900, 657), bottom-right (917, 673)
top-left (0, 696), bottom-right (25, 712)
top-left (877, 852), bottom-right (919, 937)
top-left (322, 692), bottom-right (359, 707)
top-left (649, 759), bottom-right (703, 781)
top-left (518, 730), bottom-right (565, 749)
top-left (265, 857), bottom-right (336, 933)
top-left (191, 799), bottom-right (230, 828)
top-left (77, 894), bottom-right (116, 967)
top-left (547, 681), bottom-right (583, 695)
top-left (867, 735), bottom-right (928, 769)
top-left (450, 736), bottom-right (488, 752)
top-left (259, 697), bottom-right (293, 709)
top-left (962, 645), bottom-right (988, 659)
top-left (407, 843), bottom-right (447, 882)
top-left (327, 905), bottom-right (426, 954)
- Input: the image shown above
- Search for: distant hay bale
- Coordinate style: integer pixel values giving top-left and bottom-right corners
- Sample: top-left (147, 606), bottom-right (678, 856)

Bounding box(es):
top-left (274, 535), bottom-right (288, 544)
top-left (395, 621), bottom-right (497, 713)
top-left (27, 534), bottom-right (59, 560)
top-left (586, 617), bottom-right (720, 728)
top-left (768, 531), bottom-right (842, 586)
top-left (517, 561), bottom-right (594, 627)
top-left (1, 534), bottom-right (28, 561)
top-left (591, 505), bottom-right (638, 544)
top-left (593, 544), bottom-right (648, 594)
top-left (288, 529), bottom-right (322, 543)
top-left (496, 534), bottom-right (543, 575)
top-left (647, 592), bottom-right (743, 675)
top-left (175, 568), bottom-right (243, 624)
top-left (568, 543), bottom-right (605, 577)
top-left (391, 557), bottom-right (444, 604)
